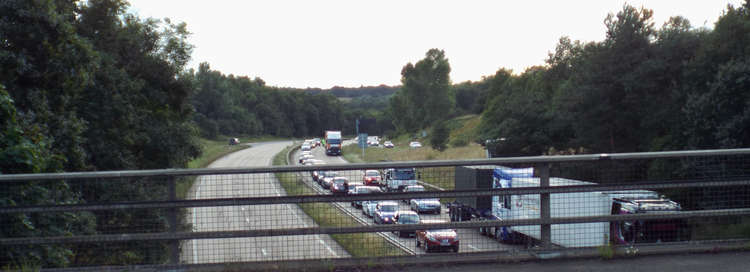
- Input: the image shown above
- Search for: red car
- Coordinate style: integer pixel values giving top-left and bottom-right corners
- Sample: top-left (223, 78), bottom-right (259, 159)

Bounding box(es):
top-left (362, 169), bottom-right (382, 186)
top-left (416, 220), bottom-right (459, 253)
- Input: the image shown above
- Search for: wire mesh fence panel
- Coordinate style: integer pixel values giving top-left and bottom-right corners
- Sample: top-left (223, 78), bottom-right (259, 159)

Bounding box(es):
top-left (1, 148), bottom-right (750, 270)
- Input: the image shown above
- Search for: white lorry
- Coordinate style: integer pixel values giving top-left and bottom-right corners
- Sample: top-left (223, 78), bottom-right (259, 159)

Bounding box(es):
top-left (384, 168), bottom-right (419, 192)
top-left (449, 166), bottom-right (688, 247)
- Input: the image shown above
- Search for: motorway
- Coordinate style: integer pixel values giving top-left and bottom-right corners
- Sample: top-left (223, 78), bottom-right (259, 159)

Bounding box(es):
top-left (293, 144), bottom-right (524, 255)
top-left (181, 141), bottom-right (349, 264)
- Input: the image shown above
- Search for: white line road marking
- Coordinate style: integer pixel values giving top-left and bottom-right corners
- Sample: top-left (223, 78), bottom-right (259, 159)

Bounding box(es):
top-left (319, 239), bottom-right (338, 257)
top-left (261, 248), bottom-right (267, 256)
top-left (468, 245), bottom-right (479, 251)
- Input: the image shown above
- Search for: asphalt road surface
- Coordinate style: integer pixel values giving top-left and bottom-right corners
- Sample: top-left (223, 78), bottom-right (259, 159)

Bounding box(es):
top-left (181, 141), bottom-right (349, 264)
top-left (294, 144), bottom-right (524, 255)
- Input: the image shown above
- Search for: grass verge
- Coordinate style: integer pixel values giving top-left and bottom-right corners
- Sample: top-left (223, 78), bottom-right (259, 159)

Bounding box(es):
top-left (272, 145), bottom-right (405, 257)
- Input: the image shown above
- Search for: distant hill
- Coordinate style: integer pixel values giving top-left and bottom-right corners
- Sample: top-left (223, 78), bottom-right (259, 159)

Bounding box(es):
top-left (302, 85), bottom-right (399, 98)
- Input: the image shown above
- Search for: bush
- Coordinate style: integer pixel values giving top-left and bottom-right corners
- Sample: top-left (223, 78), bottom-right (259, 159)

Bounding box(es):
top-left (430, 121), bottom-right (449, 151)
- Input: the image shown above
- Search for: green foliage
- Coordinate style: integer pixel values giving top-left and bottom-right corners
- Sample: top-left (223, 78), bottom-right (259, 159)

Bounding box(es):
top-left (430, 120), bottom-right (450, 151)
top-left (189, 64), bottom-right (346, 138)
top-left (478, 2), bottom-right (750, 157)
top-left (1, 86), bottom-right (96, 268)
top-left (391, 49), bottom-right (455, 133)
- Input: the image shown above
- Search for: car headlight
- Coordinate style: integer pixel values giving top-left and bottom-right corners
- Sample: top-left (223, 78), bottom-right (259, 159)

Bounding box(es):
top-left (384, 217), bottom-right (390, 222)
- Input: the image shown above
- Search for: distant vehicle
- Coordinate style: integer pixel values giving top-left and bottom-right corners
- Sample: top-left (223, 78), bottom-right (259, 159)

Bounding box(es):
top-left (304, 159), bottom-right (325, 167)
top-left (346, 181), bottom-right (364, 194)
top-left (330, 177), bottom-right (350, 195)
top-left (325, 130), bottom-right (342, 156)
top-left (383, 141), bottom-right (394, 148)
top-left (384, 168), bottom-right (419, 192)
top-left (393, 211), bottom-right (420, 237)
top-left (373, 201), bottom-right (399, 224)
top-left (411, 197), bottom-right (442, 214)
top-left (317, 171), bottom-right (338, 185)
top-left (301, 144), bottom-right (311, 152)
top-left (362, 169), bottom-right (382, 186)
top-left (320, 173), bottom-right (339, 189)
top-left (416, 220), bottom-right (459, 253)
top-left (402, 185), bottom-right (425, 203)
top-left (362, 200), bottom-right (380, 218)
top-left (409, 141), bottom-right (422, 148)
top-left (351, 186), bottom-right (382, 208)
top-left (299, 154), bottom-right (314, 164)
top-left (229, 138), bottom-right (240, 145)
top-left (312, 138), bottom-right (321, 147)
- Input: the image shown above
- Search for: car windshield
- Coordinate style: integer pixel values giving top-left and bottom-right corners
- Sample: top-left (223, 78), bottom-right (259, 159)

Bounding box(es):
top-left (392, 169), bottom-right (415, 180)
top-left (398, 214), bottom-right (419, 224)
top-left (379, 205), bottom-right (397, 212)
top-left (333, 179), bottom-right (347, 185)
top-left (324, 171), bottom-right (338, 177)
top-left (365, 171), bottom-right (379, 177)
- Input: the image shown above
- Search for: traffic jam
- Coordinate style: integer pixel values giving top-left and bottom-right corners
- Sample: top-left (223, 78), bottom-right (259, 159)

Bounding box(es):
top-left (297, 139), bottom-right (460, 253)
top-left (296, 137), bottom-right (688, 254)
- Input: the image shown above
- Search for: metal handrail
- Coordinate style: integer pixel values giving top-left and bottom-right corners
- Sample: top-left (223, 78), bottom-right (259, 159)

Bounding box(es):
top-left (2, 148), bottom-right (749, 182)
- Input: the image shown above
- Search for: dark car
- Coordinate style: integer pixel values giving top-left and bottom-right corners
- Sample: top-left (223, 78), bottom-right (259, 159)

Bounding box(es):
top-left (351, 186), bottom-right (382, 208)
top-left (402, 185), bottom-right (425, 203)
top-left (416, 220), bottom-right (459, 253)
top-left (330, 177), bottom-right (350, 195)
top-left (393, 211), bottom-right (420, 237)
top-left (373, 201), bottom-right (399, 224)
top-left (318, 171), bottom-right (338, 186)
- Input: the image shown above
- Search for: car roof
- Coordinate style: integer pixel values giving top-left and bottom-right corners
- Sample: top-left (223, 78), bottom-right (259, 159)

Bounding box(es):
top-left (378, 201), bottom-right (398, 206)
top-left (419, 219), bottom-right (447, 224)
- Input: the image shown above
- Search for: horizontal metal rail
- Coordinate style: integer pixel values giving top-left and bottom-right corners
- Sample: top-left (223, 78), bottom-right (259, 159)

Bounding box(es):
top-left (4, 179), bottom-right (749, 214)
top-left (3, 148), bottom-right (749, 182)
top-left (3, 208), bottom-right (749, 246)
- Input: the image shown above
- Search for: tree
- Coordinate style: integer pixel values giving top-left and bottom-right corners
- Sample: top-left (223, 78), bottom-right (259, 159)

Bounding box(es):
top-left (391, 49), bottom-right (454, 132)
top-left (430, 120), bottom-right (450, 151)
top-left (0, 86), bottom-right (95, 268)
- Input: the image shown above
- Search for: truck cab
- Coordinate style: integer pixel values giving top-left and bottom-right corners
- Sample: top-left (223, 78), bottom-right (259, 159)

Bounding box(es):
top-left (384, 168), bottom-right (419, 192)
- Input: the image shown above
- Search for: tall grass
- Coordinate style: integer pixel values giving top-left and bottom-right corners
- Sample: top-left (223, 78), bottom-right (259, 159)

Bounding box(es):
top-left (272, 146), bottom-right (405, 257)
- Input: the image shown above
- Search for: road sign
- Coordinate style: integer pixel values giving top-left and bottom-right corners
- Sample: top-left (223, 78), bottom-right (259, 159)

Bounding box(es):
top-left (358, 133), bottom-right (368, 149)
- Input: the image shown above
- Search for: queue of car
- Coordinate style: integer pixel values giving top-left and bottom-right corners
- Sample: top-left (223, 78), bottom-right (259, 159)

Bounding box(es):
top-left (300, 141), bottom-right (457, 253)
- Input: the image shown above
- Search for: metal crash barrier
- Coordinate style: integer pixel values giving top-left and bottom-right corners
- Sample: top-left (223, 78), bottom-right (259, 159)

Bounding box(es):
top-left (1, 148), bottom-right (750, 271)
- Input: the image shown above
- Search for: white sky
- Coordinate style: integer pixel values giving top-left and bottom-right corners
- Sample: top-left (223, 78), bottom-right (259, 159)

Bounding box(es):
top-left (127, 0), bottom-right (742, 89)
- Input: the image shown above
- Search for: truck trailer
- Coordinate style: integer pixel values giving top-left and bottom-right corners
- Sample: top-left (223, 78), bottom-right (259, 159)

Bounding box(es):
top-left (448, 166), bottom-right (688, 247)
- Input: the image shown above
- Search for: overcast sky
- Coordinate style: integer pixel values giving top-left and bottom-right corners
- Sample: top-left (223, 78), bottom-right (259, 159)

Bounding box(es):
top-left (127, 1), bottom-right (742, 89)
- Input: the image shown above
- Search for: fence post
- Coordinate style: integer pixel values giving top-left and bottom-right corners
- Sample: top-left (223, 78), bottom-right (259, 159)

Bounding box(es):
top-left (538, 163), bottom-right (551, 249)
top-left (168, 176), bottom-right (179, 264)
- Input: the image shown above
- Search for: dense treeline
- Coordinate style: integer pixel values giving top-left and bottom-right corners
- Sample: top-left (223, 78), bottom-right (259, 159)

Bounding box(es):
top-left (190, 63), bottom-right (345, 138)
top-left (476, 3), bottom-right (750, 156)
top-left (386, 3), bottom-right (750, 156)
top-left (303, 85), bottom-right (397, 98)
top-left (1, 0), bottom-right (200, 267)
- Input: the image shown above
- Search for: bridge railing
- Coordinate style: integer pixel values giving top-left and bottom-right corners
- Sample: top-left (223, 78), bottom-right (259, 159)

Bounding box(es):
top-left (1, 148), bottom-right (750, 271)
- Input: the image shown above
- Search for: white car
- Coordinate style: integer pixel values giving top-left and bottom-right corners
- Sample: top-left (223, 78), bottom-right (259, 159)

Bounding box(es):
top-left (409, 141), bottom-right (422, 148)
top-left (383, 141), bottom-right (394, 148)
